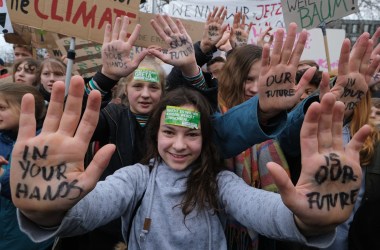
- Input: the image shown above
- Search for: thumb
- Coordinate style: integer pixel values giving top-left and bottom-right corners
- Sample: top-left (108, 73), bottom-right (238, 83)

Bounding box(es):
top-left (267, 162), bottom-right (297, 208)
top-left (81, 144), bottom-right (116, 189)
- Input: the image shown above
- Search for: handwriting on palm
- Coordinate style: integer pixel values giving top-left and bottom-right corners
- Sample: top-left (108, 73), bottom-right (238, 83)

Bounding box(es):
top-left (230, 12), bottom-right (252, 48)
top-left (330, 34), bottom-right (378, 117)
top-left (11, 78), bottom-right (115, 214)
top-left (258, 23), bottom-right (308, 113)
top-left (203, 7), bottom-right (227, 47)
top-left (101, 16), bottom-right (147, 80)
top-left (149, 14), bottom-right (196, 68)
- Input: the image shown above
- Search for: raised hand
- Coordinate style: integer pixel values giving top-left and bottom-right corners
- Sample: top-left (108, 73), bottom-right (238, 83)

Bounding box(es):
top-left (200, 6), bottom-right (228, 53)
top-left (149, 14), bottom-right (198, 76)
top-left (229, 12), bottom-right (252, 49)
top-left (215, 26), bottom-right (232, 52)
top-left (10, 76), bottom-right (115, 227)
top-left (101, 16), bottom-right (149, 80)
top-left (256, 27), bottom-right (274, 48)
top-left (257, 23), bottom-right (309, 121)
top-left (268, 92), bottom-right (370, 234)
top-left (320, 33), bottom-right (380, 118)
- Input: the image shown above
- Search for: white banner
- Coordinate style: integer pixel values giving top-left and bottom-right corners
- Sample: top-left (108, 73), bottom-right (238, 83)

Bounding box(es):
top-left (0, 0), bottom-right (14, 34)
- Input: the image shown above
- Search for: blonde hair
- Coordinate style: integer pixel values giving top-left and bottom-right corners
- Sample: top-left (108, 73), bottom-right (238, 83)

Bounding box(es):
top-left (350, 91), bottom-right (380, 165)
top-left (124, 56), bottom-right (166, 94)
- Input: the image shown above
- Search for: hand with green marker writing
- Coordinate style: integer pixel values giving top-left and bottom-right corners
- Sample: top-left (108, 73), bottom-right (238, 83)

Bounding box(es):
top-left (148, 14), bottom-right (199, 77)
top-left (257, 23), bottom-right (309, 123)
top-left (267, 92), bottom-right (370, 235)
top-left (10, 76), bottom-right (115, 227)
top-left (101, 16), bottom-right (149, 81)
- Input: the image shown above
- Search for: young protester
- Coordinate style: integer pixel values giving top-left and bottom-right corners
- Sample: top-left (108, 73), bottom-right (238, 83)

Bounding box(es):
top-left (38, 58), bottom-right (66, 103)
top-left (206, 56), bottom-right (225, 80)
top-left (0, 82), bottom-right (52, 249)
top-left (12, 58), bottom-right (41, 87)
top-left (10, 76), bottom-right (371, 249)
top-left (13, 44), bottom-right (33, 60)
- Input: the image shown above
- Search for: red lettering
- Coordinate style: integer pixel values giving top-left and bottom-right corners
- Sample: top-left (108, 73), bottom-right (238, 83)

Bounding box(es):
top-left (51, 0), bottom-right (63, 21)
top-left (113, 8), bottom-right (127, 18)
top-left (65, 0), bottom-right (74, 21)
top-left (72, 2), bottom-right (97, 28)
top-left (275, 4), bottom-right (282, 15)
top-left (34, 0), bottom-right (48, 20)
top-left (98, 8), bottom-right (112, 29)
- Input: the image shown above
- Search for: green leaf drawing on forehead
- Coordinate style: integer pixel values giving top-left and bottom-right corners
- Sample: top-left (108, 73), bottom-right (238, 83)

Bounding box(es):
top-left (165, 106), bottom-right (200, 129)
top-left (133, 68), bottom-right (160, 83)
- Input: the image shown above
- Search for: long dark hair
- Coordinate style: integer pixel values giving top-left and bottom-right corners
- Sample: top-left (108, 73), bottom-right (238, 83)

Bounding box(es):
top-left (141, 87), bottom-right (223, 216)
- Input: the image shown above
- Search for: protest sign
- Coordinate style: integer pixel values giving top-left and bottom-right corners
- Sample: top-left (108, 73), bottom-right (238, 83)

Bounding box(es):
top-left (158, 0), bottom-right (285, 35)
top-left (301, 28), bottom-right (345, 71)
top-left (54, 35), bottom-right (102, 78)
top-left (7, 0), bottom-right (140, 44)
top-left (136, 12), bottom-right (204, 48)
top-left (0, 0), bottom-right (14, 33)
top-left (281, 0), bottom-right (358, 31)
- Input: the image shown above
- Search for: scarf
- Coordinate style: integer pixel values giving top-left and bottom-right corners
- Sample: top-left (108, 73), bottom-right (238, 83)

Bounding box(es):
top-left (220, 104), bottom-right (290, 250)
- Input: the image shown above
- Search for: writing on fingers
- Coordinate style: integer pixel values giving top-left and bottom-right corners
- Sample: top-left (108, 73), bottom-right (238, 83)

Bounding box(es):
top-left (340, 78), bottom-right (365, 111)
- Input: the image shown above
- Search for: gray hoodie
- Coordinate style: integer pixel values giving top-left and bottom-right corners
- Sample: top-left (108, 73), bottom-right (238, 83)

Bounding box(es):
top-left (18, 161), bottom-right (335, 249)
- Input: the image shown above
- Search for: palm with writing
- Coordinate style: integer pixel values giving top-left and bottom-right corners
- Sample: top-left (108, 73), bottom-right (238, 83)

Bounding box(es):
top-left (258, 23), bottom-right (310, 121)
top-left (200, 6), bottom-right (228, 53)
top-left (320, 33), bottom-right (380, 119)
top-left (101, 16), bottom-right (148, 81)
top-left (268, 93), bottom-right (370, 234)
top-left (229, 12), bottom-right (252, 49)
top-left (10, 76), bottom-right (115, 227)
top-left (149, 14), bottom-right (198, 76)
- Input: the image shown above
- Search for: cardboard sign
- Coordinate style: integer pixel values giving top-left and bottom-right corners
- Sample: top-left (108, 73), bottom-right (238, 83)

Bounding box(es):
top-left (0, 0), bottom-right (14, 33)
top-left (301, 28), bottom-right (346, 71)
top-left (281, 0), bottom-right (358, 31)
top-left (54, 35), bottom-right (102, 78)
top-left (7, 0), bottom-right (140, 44)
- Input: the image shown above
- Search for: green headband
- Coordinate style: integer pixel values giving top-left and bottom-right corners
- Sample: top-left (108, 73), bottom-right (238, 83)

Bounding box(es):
top-left (133, 68), bottom-right (160, 83)
top-left (165, 106), bottom-right (200, 129)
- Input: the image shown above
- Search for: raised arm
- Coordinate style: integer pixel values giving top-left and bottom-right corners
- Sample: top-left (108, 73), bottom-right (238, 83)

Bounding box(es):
top-left (268, 92), bottom-right (370, 235)
top-left (319, 32), bottom-right (380, 119)
top-left (10, 76), bottom-right (115, 227)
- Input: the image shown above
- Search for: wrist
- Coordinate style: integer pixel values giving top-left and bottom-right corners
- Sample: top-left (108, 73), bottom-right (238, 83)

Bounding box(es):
top-left (181, 62), bottom-right (200, 77)
top-left (200, 41), bottom-right (213, 54)
top-left (293, 214), bottom-right (335, 237)
top-left (100, 68), bottom-right (120, 81)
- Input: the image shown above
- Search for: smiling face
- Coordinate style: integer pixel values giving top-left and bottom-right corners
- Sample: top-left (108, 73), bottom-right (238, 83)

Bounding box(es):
top-left (0, 97), bottom-right (20, 132)
top-left (157, 105), bottom-right (202, 171)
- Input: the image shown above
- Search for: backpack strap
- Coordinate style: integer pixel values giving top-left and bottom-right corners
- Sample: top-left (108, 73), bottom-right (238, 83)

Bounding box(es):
top-left (127, 164), bottom-right (153, 242)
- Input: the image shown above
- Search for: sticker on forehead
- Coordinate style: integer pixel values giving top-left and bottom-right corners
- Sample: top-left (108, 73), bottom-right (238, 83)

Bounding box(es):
top-left (165, 106), bottom-right (200, 129)
top-left (134, 68), bottom-right (160, 83)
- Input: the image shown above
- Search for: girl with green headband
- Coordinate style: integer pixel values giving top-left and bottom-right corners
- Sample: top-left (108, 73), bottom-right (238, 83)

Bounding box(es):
top-left (10, 76), bottom-right (370, 250)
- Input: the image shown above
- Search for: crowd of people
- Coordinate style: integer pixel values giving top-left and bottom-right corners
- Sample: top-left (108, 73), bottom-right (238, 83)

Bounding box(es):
top-left (1, 6), bottom-right (380, 250)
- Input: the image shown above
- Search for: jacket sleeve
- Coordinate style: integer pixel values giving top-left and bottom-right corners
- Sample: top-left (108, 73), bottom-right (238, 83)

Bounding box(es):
top-left (277, 95), bottom-right (319, 158)
top-left (217, 170), bottom-right (336, 248)
top-left (212, 95), bottom-right (287, 159)
top-left (17, 164), bottom-right (149, 242)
